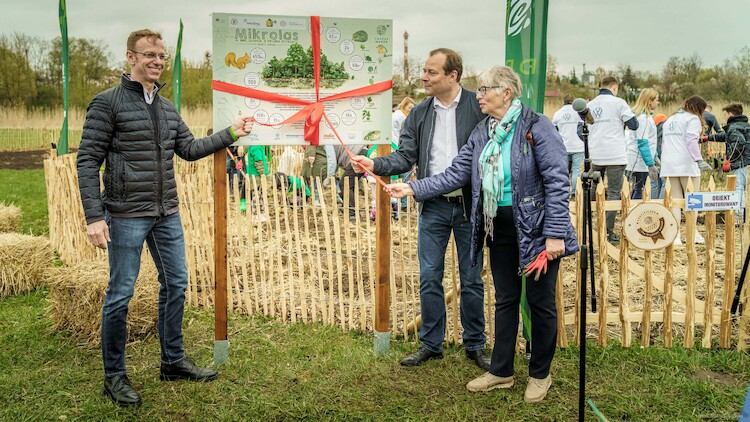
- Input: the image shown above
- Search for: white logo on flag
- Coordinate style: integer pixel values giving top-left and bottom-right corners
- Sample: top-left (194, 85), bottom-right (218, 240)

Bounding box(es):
top-left (507, 0), bottom-right (532, 37)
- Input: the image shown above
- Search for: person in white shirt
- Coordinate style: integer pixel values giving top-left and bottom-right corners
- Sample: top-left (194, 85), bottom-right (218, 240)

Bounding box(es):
top-left (586, 76), bottom-right (638, 243)
top-left (660, 95), bottom-right (713, 245)
top-left (625, 88), bottom-right (660, 199)
top-left (552, 95), bottom-right (584, 198)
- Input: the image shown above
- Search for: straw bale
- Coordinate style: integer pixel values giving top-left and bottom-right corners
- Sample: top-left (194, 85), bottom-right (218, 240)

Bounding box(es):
top-left (0, 203), bottom-right (21, 233)
top-left (0, 233), bottom-right (54, 298)
top-left (47, 258), bottom-right (159, 347)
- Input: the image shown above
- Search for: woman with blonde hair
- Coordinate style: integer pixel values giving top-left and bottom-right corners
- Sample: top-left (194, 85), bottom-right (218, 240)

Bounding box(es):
top-left (387, 65), bottom-right (578, 403)
top-left (625, 88), bottom-right (660, 199)
top-left (660, 95), bottom-right (712, 245)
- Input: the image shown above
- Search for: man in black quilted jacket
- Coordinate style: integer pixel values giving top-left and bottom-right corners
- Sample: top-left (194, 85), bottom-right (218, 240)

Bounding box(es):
top-left (76, 29), bottom-right (254, 407)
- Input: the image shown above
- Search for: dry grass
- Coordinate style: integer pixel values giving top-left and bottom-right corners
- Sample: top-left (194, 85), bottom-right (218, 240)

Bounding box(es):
top-left (0, 233), bottom-right (53, 298)
top-left (47, 258), bottom-right (159, 347)
top-left (0, 202), bottom-right (20, 233)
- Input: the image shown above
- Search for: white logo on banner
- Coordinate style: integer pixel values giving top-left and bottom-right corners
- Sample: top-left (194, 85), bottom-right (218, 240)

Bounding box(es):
top-left (507, 0), bottom-right (532, 37)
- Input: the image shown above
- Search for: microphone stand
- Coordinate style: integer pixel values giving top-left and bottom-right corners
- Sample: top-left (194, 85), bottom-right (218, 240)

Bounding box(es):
top-left (578, 122), bottom-right (600, 421)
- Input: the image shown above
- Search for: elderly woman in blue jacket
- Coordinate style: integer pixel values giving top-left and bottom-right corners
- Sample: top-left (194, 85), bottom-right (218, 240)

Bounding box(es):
top-left (387, 65), bottom-right (578, 403)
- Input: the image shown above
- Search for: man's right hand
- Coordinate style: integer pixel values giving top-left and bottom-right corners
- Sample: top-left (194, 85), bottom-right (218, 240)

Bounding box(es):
top-left (86, 220), bottom-right (110, 250)
top-left (351, 155), bottom-right (374, 174)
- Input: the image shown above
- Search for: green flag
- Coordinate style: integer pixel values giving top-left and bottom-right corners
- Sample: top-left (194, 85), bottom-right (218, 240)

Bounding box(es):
top-left (505, 0), bottom-right (550, 343)
top-left (172, 19), bottom-right (183, 113)
top-left (520, 275), bottom-right (532, 342)
top-left (504, 0), bottom-right (549, 113)
top-left (57, 0), bottom-right (69, 155)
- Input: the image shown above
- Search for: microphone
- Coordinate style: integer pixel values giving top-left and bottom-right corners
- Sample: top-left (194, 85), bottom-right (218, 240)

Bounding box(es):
top-left (572, 98), bottom-right (594, 125)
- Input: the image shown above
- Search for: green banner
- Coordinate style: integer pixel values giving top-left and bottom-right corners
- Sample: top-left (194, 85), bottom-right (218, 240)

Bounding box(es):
top-left (172, 19), bottom-right (183, 113)
top-left (504, 0), bottom-right (549, 113)
top-left (57, 0), bottom-right (69, 155)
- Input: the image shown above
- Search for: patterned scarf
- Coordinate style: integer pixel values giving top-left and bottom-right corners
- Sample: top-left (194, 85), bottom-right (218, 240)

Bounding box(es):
top-left (478, 99), bottom-right (522, 237)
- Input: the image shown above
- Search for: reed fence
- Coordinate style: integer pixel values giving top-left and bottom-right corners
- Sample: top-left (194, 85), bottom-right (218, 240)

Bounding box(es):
top-left (43, 153), bottom-right (750, 351)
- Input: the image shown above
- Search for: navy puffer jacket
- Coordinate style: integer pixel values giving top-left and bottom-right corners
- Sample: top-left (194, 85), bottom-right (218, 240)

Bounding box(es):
top-left (409, 103), bottom-right (579, 270)
top-left (77, 75), bottom-right (235, 224)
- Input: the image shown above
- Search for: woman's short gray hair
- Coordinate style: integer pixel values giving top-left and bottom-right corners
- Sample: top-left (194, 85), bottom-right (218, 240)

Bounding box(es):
top-left (477, 65), bottom-right (523, 100)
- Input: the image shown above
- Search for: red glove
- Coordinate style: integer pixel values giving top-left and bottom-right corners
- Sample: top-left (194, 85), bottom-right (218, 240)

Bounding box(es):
top-left (524, 250), bottom-right (548, 281)
top-left (700, 135), bottom-right (709, 143)
top-left (235, 160), bottom-right (243, 171)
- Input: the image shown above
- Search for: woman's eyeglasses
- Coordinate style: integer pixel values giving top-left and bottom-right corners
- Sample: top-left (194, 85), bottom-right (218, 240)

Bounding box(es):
top-left (476, 86), bottom-right (503, 97)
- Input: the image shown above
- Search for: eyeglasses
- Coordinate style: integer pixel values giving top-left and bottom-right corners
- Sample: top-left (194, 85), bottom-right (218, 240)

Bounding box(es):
top-left (129, 50), bottom-right (168, 61)
top-left (476, 86), bottom-right (503, 97)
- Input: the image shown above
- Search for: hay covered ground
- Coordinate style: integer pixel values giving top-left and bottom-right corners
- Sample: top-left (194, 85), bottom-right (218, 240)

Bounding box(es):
top-left (1, 155), bottom-right (749, 419)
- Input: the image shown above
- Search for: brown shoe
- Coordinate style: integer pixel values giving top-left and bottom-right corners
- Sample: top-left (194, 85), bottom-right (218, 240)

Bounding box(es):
top-left (524, 375), bottom-right (552, 403)
top-left (466, 372), bottom-right (514, 392)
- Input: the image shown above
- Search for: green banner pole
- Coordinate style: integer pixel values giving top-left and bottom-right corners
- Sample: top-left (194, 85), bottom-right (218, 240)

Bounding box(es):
top-left (505, 0), bottom-right (549, 113)
top-left (172, 19), bottom-right (183, 113)
top-left (505, 0), bottom-right (549, 344)
top-left (57, 0), bottom-right (69, 155)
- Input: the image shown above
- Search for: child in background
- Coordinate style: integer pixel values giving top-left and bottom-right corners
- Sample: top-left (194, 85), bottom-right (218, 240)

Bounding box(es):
top-left (274, 172), bottom-right (311, 207)
top-left (238, 145), bottom-right (269, 220)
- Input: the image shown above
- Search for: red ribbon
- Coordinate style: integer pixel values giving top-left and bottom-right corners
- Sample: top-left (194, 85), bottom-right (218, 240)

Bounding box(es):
top-left (212, 16), bottom-right (392, 149)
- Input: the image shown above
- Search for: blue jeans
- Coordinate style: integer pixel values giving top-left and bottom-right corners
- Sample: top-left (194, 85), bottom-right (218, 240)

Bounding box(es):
top-left (103, 212), bottom-right (188, 376)
top-left (417, 198), bottom-right (485, 353)
top-left (741, 384), bottom-right (750, 421)
top-left (568, 152), bottom-right (584, 197)
top-left (650, 176), bottom-right (662, 199)
top-left (626, 171), bottom-right (648, 200)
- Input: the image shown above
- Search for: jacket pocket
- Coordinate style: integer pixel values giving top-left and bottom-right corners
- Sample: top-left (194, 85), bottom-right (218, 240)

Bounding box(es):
top-left (517, 195), bottom-right (545, 238)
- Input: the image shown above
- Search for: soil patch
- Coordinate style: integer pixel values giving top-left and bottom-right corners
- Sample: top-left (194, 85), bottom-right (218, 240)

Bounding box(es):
top-left (0, 149), bottom-right (76, 170)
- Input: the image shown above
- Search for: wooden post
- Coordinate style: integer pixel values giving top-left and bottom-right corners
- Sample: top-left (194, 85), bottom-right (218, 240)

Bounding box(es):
top-left (663, 179), bottom-right (674, 348)
top-left (684, 178), bottom-right (697, 348)
top-left (213, 150), bottom-right (229, 365)
top-left (374, 144), bottom-right (391, 354)
top-left (595, 183), bottom-right (609, 346)
top-left (619, 179), bottom-right (632, 348)
top-left (703, 177), bottom-right (717, 348)
top-left (720, 176), bottom-right (737, 347)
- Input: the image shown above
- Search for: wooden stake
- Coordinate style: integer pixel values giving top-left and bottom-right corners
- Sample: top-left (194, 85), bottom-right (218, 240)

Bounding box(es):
top-left (685, 177), bottom-right (697, 348)
top-left (620, 178), bottom-right (632, 348)
top-left (374, 144), bottom-right (391, 343)
top-left (596, 182), bottom-right (609, 346)
top-left (720, 176), bottom-right (737, 347)
top-left (703, 177), bottom-right (717, 348)
top-left (212, 151), bottom-right (228, 345)
top-left (663, 179), bottom-right (674, 348)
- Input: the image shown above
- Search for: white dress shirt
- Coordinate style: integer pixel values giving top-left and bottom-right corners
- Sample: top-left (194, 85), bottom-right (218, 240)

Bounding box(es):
top-left (428, 88), bottom-right (462, 177)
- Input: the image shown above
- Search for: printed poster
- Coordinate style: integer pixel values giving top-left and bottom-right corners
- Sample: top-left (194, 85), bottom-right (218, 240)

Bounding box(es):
top-left (212, 13), bottom-right (393, 145)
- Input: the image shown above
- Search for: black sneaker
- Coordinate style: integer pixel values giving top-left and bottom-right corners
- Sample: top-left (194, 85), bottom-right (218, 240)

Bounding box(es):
top-left (399, 346), bottom-right (443, 366)
top-left (160, 357), bottom-right (218, 382)
top-left (103, 374), bottom-right (142, 407)
top-left (607, 232), bottom-right (620, 244)
top-left (466, 348), bottom-right (492, 371)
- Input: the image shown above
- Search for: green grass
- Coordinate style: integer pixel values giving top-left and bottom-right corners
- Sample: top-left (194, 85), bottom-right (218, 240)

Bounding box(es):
top-left (0, 169), bottom-right (48, 235)
top-left (0, 289), bottom-right (748, 421)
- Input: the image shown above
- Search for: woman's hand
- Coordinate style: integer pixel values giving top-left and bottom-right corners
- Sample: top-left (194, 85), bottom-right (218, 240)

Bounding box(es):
top-left (545, 238), bottom-right (565, 260)
top-left (385, 183), bottom-right (414, 198)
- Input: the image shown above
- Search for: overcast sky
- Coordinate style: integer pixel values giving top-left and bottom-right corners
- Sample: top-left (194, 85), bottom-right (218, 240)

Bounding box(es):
top-left (3, 0), bottom-right (749, 77)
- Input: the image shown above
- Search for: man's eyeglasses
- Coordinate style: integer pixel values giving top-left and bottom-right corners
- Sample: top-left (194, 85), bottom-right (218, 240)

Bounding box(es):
top-left (476, 86), bottom-right (503, 97)
top-left (129, 50), bottom-right (168, 61)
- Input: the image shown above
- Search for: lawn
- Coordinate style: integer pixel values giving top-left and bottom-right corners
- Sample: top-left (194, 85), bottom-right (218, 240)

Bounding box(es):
top-left (0, 289), bottom-right (748, 421)
top-left (0, 169), bottom-right (48, 235)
